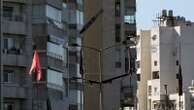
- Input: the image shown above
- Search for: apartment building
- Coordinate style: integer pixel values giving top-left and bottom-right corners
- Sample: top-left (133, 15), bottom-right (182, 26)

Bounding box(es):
top-left (137, 10), bottom-right (194, 110)
top-left (0, 0), bottom-right (83, 110)
top-left (32, 0), bottom-right (84, 110)
top-left (83, 0), bottom-right (136, 110)
top-left (136, 30), bottom-right (151, 110)
top-left (0, 0), bottom-right (33, 110)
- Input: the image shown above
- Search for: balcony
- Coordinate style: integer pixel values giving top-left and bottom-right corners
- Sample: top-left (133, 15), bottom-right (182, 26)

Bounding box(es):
top-left (3, 51), bottom-right (27, 67)
top-left (4, 0), bottom-right (27, 4)
top-left (2, 11), bottom-right (26, 34)
top-left (3, 20), bottom-right (26, 35)
top-left (47, 57), bottom-right (66, 71)
top-left (3, 84), bottom-right (26, 99)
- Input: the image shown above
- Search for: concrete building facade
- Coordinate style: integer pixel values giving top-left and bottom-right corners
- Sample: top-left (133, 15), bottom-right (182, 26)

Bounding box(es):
top-left (1, 0), bottom-right (84, 110)
top-left (136, 30), bottom-right (151, 110)
top-left (83, 0), bottom-right (136, 110)
top-left (1, 0), bottom-right (33, 110)
top-left (32, 0), bottom-right (84, 110)
top-left (137, 10), bottom-right (194, 110)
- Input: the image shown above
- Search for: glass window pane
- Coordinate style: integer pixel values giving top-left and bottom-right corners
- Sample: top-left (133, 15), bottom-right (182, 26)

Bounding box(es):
top-left (32, 5), bottom-right (45, 18)
top-left (46, 5), bottom-right (61, 22)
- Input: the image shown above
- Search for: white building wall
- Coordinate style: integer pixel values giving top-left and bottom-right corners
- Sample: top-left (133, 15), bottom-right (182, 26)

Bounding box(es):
top-left (178, 25), bottom-right (194, 92)
top-left (137, 30), bottom-right (151, 110)
top-left (147, 24), bottom-right (194, 110)
top-left (159, 27), bottom-right (177, 94)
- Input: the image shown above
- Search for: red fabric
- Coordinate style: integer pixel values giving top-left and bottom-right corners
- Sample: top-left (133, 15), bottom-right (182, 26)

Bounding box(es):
top-left (29, 50), bottom-right (42, 81)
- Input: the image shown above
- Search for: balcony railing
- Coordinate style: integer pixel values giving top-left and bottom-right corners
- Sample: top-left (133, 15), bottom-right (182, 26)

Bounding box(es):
top-left (3, 12), bottom-right (25, 22)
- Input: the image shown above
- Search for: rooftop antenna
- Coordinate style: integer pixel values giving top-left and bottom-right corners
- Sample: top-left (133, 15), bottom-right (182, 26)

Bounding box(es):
top-left (152, 12), bottom-right (162, 26)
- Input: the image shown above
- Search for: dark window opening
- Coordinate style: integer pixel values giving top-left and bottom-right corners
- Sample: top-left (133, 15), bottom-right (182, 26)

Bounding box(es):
top-left (69, 104), bottom-right (78, 110)
top-left (152, 71), bottom-right (159, 79)
top-left (154, 61), bottom-right (158, 66)
top-left (136, 61), bottom-right (140, 68)
top-left (125, 58), bottom-right (129, 72)
top-left (3, 70), bottom-right (14, 83)
top-left (176, 60), bottom-right (179, 66)
top-left (137, 74), bottom-right (140, 81)
top-left (115, 24), bottom-right (121, 42)
top-left (4, 102), bottom-right (14, 110)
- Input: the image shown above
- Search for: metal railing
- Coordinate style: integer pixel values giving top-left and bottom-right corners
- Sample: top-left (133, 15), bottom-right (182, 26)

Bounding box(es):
top-left (3, 12), bottom-right (25, 22)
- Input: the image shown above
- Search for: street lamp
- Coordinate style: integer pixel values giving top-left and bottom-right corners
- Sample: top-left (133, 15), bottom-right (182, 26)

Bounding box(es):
top-left (68, 41), bottom-right (131, 110)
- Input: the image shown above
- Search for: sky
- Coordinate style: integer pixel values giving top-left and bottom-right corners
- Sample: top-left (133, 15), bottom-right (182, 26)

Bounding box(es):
top-left (136, 0), bottom-right (194, 30)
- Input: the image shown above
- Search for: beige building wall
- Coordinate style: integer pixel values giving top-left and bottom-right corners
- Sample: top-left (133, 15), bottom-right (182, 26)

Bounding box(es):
top-left (137, 30), bottom-right (151, 110)
top-left (83, 0), bottom-right (134, 110)
top-left (83, 1), bottom-right (103, 110)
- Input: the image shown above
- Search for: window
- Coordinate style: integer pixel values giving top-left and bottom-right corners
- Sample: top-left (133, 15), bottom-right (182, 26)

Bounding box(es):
top-left (47, 69), bottom-right (63, 87)
top-left (152, 71), bottom-right (159, 79)
top-left (47, 42), bottom-right (65, 60)
top-left (63, 79), bottom-right (69, 97)
top-left (124, 7), bottom-right (136, 24)
top-left (69, 24), bottom-right (77, 29)
top-left (48, 35), bottom-right (64, 45)
top-left (3, 5), bottom-right (24, 22)
top-left (136, 61), bottom-right (140, 68)
top-left (4, 102), bottom-right (14, 110)
top-left (152, 35), bottom-right (157, 40)
top-left (3, 37), bottom-right (23, 54)
top-left (32, 5), bottom-right (45, 19)
top-left (76, 10), bottom-right (84, 26)
top-left (115, 24), bottom-right (121, 42)
top-left (176, 60), bottom-right (179, 66)
top-left (148, 86), bottom-right (152, 96)
top-left (46, 5), bottom-right (63, 28)
top-left (124, 15), bottom-right (136, 24)
top-left (154, 61), bottom-right (158, 66)
top-left (154, 87), bottom-right (158, 95)
top-left (115, 1), bottom-right (120, 16)
top-left (77, 0), bottom-right (83, 5)
top-left (3, 70), bottom-right (14, 83)
top-left (137, 74), bottom-right (140, 81)
top-left (115, 61), bottom-right (122, 68)
top-left (69, 104), bottom-right (78, 110)
top-left (3, 6), bottom-right (13, 20)
top-left (46, 5), bottom-right (61, 22)
top-left (125, 58), bottom-right (129, 72)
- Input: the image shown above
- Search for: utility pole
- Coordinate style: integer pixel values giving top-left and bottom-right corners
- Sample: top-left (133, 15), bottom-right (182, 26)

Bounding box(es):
top-left (164, 85), bottom-right (168, 110)
top-left (0, 0), bottom-right (3, 109)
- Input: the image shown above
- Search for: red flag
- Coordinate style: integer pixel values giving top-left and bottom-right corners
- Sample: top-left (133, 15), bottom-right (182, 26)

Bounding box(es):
top-left (29, 50), bottom-right (42, 81)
